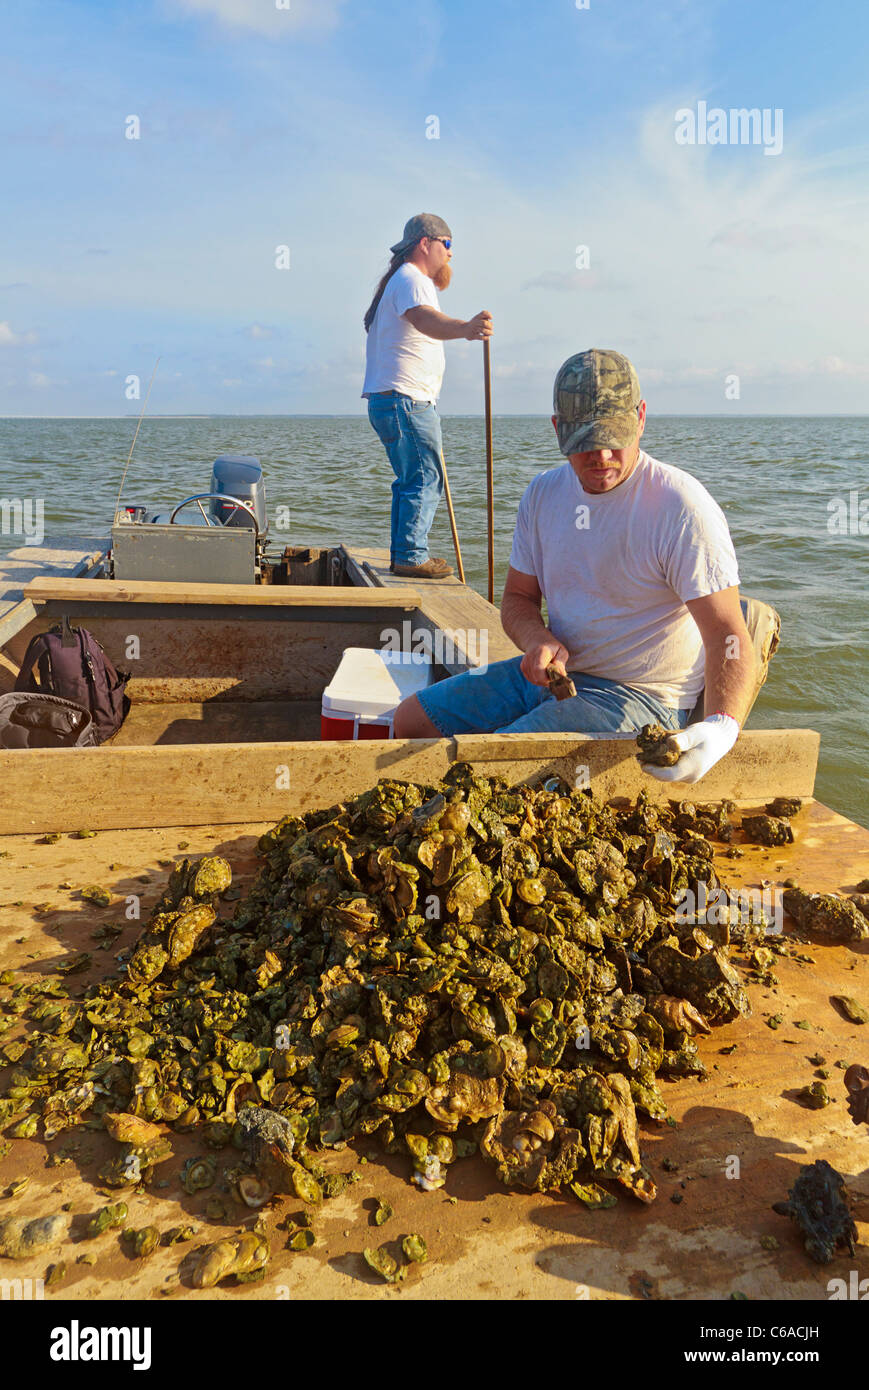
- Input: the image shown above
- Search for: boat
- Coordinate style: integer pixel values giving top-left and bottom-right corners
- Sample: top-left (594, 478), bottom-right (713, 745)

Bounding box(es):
top-left (0, 450), bottom-right (866, 1301)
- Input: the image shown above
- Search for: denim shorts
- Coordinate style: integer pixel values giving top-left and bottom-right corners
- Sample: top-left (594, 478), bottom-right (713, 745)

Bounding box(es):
top-left (416, 656), bottom-right (693, 736)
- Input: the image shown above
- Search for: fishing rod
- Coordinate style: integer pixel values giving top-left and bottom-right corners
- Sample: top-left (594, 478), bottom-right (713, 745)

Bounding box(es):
top-left (114, 356), bottom-right (161, 517)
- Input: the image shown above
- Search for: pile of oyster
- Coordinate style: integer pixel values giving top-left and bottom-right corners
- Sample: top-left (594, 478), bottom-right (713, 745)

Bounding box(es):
top-left (2, 768), bottom-right (798, 1217)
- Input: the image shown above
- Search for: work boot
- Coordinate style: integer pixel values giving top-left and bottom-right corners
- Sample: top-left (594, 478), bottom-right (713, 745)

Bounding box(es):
top-left (392, 557), bottom-right (453, 579)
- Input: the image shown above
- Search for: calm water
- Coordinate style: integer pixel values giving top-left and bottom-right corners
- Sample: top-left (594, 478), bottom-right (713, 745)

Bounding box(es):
top-left (1, 415), bottom-right (867, 828)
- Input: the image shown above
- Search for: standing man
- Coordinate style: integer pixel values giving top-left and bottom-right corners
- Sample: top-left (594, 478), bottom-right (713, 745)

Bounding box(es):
top-left (394, 349), bottom-right (757, 786)
top-left (363, 213), bottom-right (493, 579)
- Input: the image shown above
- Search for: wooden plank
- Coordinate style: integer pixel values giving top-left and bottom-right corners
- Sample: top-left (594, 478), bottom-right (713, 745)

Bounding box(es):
top-left (453, 728), bottom-right (821, 805)
top-left (2, 613), bottom-right (395, 701)
top-left (0, 541), bottom-right (106, 626)
top-left (341, 544), bottom-right (519, 672)
top-left (23, 576), bottom-right (423, 608)
top-left (413, 590), bottom-right (520, 670)
top-left (342, 543), bottom-right (467, 590)
top-left (0, 597), bottom-right (36, 649)
top-left (111, 698), bottom-right (323, 745)
top-left (0, 729), bottom-right (820, 833)
top-left (0, 740), bottom-right (454, 833)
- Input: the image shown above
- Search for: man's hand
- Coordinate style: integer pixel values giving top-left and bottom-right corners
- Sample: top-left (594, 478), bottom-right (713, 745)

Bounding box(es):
top-left (521, 639), bottom-right (570, 688)
top-left (464, 311), bottom-right (493, 341)
top-left (642, 713), bottom-right (739, 784)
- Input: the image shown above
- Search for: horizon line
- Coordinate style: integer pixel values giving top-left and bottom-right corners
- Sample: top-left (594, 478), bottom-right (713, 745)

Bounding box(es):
top-left (2, 412), bottom-right (869, 421)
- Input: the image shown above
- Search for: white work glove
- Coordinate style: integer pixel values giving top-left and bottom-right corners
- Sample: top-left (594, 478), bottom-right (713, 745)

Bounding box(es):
top-left (641, 713), bottom-right (739, 784)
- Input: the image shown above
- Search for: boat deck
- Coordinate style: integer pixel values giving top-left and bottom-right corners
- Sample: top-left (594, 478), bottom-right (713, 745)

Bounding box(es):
top-left (0, 537), bottom-right (106, 659)
top-left (0, 799), bottom-right (867, 1302)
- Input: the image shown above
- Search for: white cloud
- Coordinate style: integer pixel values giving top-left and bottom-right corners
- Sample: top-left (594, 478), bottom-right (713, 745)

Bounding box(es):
top-left (165, 0), bottom-right (348, 36)
top-left (27, 371), bottom-right (50, 387)
top-left (815, 355), bottom-right (869, 378)
top-left (254, 356), bottom-right (275, 368)
top-left (0, 321), bottom-right (38, 347)
top-left (242, 324), bottom-right (276, 339)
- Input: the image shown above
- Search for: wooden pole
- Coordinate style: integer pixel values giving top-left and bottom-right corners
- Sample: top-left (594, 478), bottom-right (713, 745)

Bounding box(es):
top-left (483, 338), bottom-right (495, 604)
top-left (440, 451), bottom-right (465, 583)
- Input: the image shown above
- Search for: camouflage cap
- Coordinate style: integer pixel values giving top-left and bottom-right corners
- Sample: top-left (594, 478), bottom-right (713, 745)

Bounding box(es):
top-left (390, 213), bottom-right (453, 255)
top-left (553, 349), bottom-right (642, 455)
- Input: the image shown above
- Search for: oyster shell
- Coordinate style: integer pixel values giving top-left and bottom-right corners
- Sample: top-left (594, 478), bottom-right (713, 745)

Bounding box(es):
top-left (191, 1232), bottom-right (270, 1288)
top-left (772, 1160), bottom-right (856, 1264)
top-left (636, 724), bottom-right (681, 767)
top-left (782, 888), bottom-right (869, 942)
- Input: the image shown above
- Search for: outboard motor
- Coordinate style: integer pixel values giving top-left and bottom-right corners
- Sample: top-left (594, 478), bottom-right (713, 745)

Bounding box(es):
top-left (209, 455), bottom-right (268, 535)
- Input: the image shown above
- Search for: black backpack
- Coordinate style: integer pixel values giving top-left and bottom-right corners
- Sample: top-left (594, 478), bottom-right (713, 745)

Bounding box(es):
top-left (15, 621), bottom-right (131, 744)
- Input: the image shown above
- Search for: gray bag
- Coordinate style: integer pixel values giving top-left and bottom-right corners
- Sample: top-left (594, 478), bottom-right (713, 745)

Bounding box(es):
top-left (0, 690), bottom-right (98, 749)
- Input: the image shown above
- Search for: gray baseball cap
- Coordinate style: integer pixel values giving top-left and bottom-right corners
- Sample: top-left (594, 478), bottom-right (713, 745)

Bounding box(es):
top-left (390, 213), bottom-right (452, 255)
top-left (553, 349), bottom-right (642, 455)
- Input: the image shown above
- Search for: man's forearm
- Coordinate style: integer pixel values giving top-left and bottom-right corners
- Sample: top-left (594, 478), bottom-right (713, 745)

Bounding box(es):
top-left (405, 306), bottom-right (468, 341)
top-left (500, 591), bottom-right (554, 652)
top-left (702, 638), bottom-right (756, 726)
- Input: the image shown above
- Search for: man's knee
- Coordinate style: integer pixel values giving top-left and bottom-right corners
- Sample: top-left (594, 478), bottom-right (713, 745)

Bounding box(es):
top-left (393, 694), bottom-right (441, 739)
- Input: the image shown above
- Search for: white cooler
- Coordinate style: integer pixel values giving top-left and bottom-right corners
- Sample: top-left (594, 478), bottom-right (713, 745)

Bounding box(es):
top-left (320, 647), bottom-right (434, 740)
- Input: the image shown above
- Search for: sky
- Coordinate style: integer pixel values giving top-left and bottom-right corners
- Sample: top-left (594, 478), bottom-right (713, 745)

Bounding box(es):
top-left (1, 0), bottom-right (868, 416)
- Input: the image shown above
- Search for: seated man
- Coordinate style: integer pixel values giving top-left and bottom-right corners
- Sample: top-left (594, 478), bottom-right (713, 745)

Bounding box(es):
top-left (393, 348), bottom-right (756, 784)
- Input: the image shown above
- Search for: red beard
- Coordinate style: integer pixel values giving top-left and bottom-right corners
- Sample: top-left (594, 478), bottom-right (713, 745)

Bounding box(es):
top-left (433, 264), bottom-right (452, 291)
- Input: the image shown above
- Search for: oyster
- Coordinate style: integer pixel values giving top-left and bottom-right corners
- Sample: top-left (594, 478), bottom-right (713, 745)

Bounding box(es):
top-left (844, 1065), bottom-right (869, 1126)
top-left (0, 1213), bottom-right (69, 1260)
top-left (782, 888), bottom-right (869, 942)
top-left (364, 1245), bottom-right (406, 1284)
top-left (425, 1073), bottom-right (504, 1131)
top-left (402, 1234), bottom-right (428, 1263)
top-left (831, 995), bottom-right (868, 1025)
top-left (742, 814), bottom-right (794, 847)
top-left (643, 995), bottom-right (711, 1037)
top-left (647, 941), bottom-right (750, 1024)
top-left (191, 1232), bottom-right (270, 1288)
top-left (122, 1226), bottom-right (160, 1259)
top-left (86, 1202), bottom-right (128, 1238)
top-left (636, 724), bottom-right (681, 767)
top-left (103, 1113), bottom-right (163, 1146)
top-left (772, 1160), bottom-right (857, 1264)
top-left (546, 664), bottom-right (576, 701)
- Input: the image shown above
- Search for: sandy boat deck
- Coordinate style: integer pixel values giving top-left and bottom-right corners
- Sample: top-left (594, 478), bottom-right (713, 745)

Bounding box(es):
top-left (1, 799), bottom-right (867, 1302)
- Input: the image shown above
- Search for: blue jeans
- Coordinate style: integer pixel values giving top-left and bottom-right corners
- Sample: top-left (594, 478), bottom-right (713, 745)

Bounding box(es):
top-left (417, 657), bottom-right (693, 736)
top-left (367, 393), bottom-right (444, 566)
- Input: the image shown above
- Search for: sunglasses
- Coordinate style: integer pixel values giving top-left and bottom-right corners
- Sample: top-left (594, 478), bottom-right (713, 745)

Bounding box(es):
top-left (427, 236), bottom-right (452, 250)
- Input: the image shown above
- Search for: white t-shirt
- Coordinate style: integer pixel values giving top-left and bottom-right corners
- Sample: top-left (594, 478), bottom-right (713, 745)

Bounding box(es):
top-left (508, 450), bottom-right (740, 709)
top-left (362, 263), bottom-right (446, 402)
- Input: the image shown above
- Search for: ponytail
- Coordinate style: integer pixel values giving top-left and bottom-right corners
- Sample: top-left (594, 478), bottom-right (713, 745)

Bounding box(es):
top-left (364, 247), bottom-right (414, 332)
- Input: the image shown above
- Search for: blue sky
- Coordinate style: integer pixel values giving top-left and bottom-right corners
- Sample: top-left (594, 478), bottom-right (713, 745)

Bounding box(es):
top-left (2, 0), bottom-right (868, 415)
